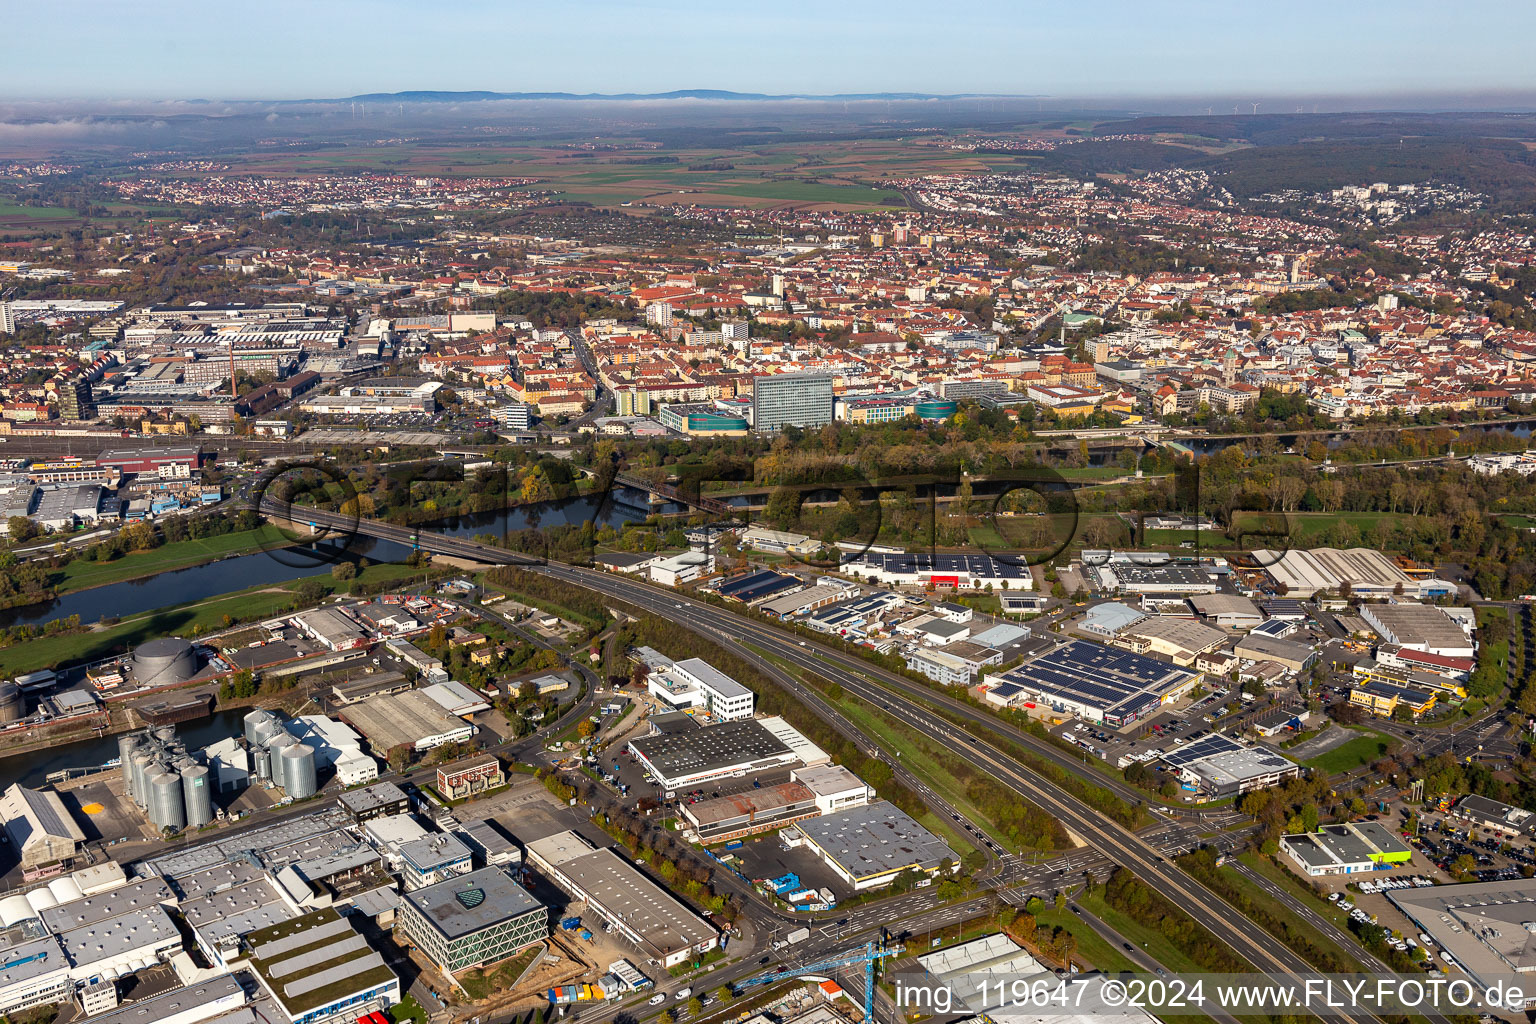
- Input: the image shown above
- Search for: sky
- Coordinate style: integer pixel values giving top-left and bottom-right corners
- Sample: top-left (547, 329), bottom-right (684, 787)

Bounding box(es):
top-left (5, 0), bottom-right (1536, 106)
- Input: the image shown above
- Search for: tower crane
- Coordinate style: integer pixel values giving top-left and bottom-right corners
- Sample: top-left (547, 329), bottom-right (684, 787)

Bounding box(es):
top-left (733, 938), bottom-right (905, 1024)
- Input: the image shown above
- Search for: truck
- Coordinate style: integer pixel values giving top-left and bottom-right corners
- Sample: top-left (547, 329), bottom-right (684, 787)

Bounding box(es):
top-left (785, 889), bottom-right (817, 904)
top-left (786, 927), bottom-right (811, 946)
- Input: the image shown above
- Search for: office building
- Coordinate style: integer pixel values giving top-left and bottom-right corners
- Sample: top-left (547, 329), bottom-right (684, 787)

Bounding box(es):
top-left (751, 373), bottom-right (833, 433)
top-left (1280, 822), bottom-right (1414, 877)
top-left (398, 867), bottom-right (546, 975)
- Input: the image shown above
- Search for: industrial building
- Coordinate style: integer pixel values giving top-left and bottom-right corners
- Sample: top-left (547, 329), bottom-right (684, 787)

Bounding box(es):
top-left (1279, 822), bottom-right (1414, 876)
top-left (985, 640), bottom-right (1200, 725)
top-left (790, 802), bottom-right (956, 890)
top-left (338, 782), bottom-right (411, 824)
top-left (1159, 733), bottom-right (1303, 797)
top-left (627, 717), bottom-right (804, 790)
top-left (1360, 603), bottom-right (1476, 659)
top-left (680, 782), bottom-right (821, 842)
top-left (1388, 878), bottom-right (1536, 996)
top-left (339, 689), bottom-right (476, 753)
top-left (1232, 633), bottom-right (1317, 673)
top-left (1348, 679), bottom-right (1438, 719)
top-left (0, 784), bottom-right (86, 873)
top-left (246, 909), bottom-right (399, 1024)
top-left (1187, 593), bottom-right (1264, 630)
top-left (525, 831), bottom-right (718, 968)
top-left (1111, 616), bottom-right (1227, 666)
top-left (1089, 563), bottom-right (1219, 596)
top-left (1252, 547), bottom-right (1451, 599)
top-left (397, 867), bottom-right (547, 975)
top-left (1451, 794), bottom-right (1536, 839)
top-left (844, 552), bottom-right (1032, 590)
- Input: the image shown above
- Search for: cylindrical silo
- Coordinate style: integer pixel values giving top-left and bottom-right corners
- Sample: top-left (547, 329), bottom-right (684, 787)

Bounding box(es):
top-left (147, 771), bottom-right (185, 830)
top-left (181, 764), bottom-right (213, 827)
top-left (130, 753), bottom-right (156, 808)
top-left (118, 734), bottom-right (142, 805)
top-left (0, 682), bottom-right (24, 725)
top-left (279, 743), bottom-right (317, 799)
top-left (253, 746), bottom-right (272, 781)
top-left (153, 726), bottom-right (178, 746)
top-left (244, 709), bottom-right (277, 746)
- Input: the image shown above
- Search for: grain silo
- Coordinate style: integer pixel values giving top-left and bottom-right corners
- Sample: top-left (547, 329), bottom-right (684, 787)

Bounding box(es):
top-left (147, 770), bottom-right (185, 830)
top-left (279, 743), bottom-right (317, 799)
top-left (181, 763), bottom-right (213, 827)
top-left (252, 745), bottom-right (272, 782)
top-left (244, 709), bottom-right (278, 746)
top-left (130, 753), bottom-right (156, 808)
top-left (118, 733), bottom-right (142, 804)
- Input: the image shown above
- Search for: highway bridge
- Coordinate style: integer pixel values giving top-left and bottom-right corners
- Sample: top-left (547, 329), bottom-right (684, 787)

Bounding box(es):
top-left (254, 500), bottom-right (1400, 1024)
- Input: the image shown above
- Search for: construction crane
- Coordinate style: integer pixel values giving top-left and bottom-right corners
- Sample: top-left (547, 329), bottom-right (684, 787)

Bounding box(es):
top-left (734, 938), bottom-right (905, 1023)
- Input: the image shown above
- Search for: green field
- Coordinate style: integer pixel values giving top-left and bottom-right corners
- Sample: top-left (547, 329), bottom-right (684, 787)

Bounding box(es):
top-left (1028, 906), bottom-right (1139, 973)
top-left (1302, 728), bottom-right (1396, 773)
top-left (51, 526), bottom-right (291, 596)
top-left (0, 202), bottom-right (74, 221)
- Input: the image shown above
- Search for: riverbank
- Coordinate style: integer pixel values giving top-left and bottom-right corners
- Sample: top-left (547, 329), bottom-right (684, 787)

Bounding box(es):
top-left (47, 525), bottom-right (295, 597)
top-left (0, 558), bottom-right (441, 676)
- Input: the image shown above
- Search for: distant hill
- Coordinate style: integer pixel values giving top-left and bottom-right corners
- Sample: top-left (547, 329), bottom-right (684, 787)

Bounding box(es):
top-left (328, 89), bottom-right (1023, 104)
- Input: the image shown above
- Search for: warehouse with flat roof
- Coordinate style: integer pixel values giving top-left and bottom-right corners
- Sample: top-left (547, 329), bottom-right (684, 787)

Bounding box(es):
top-left (1388, 879), bottom-right (1536, 995)
top-left (1280, 822), bottom-right (1413, 877)
top-left (985, 640), bottom-right (1200, 725)
top-left (792, 801), bottom-right (956, 891)
top-left (628, 718), bottom-right (800, 790)
top-left (525, 831), bottom-right (717, 968)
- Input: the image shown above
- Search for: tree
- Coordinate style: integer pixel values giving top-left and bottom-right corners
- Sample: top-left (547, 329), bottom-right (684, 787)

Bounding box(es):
top-left (387, 744), bottom-right (412, 773)
top-left (687, 997), bottom-right (704, 1018)
top-left (331, 561), bottom-right (357, 582)
top-left (5, 518), bottom-right (38, 544)
top-left (1054, 889), bottom-right (1067, 912)
top-left (576, 719), bottom-right (596, 740)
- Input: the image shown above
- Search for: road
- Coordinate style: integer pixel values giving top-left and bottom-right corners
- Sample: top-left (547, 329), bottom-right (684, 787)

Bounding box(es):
top-left (262, 505), bottom-right (1393, 1024)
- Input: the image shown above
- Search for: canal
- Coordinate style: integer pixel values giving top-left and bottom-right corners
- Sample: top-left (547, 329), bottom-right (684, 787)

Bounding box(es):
top-left (0, 707), bottom-right (253, 790)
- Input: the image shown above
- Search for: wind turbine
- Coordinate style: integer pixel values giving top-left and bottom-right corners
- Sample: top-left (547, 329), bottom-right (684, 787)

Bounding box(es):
top-left (1250, 102), bottom-right (1259, 115)
top-left (1232, 104), bottom-right (1239, 115)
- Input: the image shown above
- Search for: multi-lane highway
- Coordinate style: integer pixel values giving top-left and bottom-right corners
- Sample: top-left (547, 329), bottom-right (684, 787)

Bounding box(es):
top-left (261, 504), bottom-right (1391, 1024)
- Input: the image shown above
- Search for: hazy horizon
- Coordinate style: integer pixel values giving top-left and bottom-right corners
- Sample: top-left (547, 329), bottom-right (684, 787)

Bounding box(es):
top-left (3, 0), bottom-right (1534, 105)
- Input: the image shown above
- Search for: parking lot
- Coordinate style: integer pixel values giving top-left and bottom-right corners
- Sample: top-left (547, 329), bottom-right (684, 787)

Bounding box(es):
top-left (1413, 814), bottom-right (1536, 881)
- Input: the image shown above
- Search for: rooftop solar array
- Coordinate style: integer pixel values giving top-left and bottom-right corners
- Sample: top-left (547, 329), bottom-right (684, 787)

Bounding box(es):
top-left (1160, 732), bottom-right (1245, 768)
top-left (717, 569), bottom-right (802, 603)
top-left (859, 552), bottom-right (1029, 580)
top-left (996, 640), bottom-right (1196, 719)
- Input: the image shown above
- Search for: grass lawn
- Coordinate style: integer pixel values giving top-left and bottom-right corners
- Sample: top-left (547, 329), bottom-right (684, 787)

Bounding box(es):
top-left (458, 945), bottom-right (542, 1001)
top-left (832, 695), bottom-right (1012, 853)
top-left (1302, 728), bottom-right (1396, 774)
top-left (1030, 906), bottom-right (1139, 973)
top-left (1074, 890), bottom-right (1249, 974)
top-left (747, 645), bottom-right (982, 857)
top-left (388, 995), bottom-right (428, 1024)
top-left (52, 526), bottom-right (291, 595)
top-left (0, 202), bottom-right (74, 221)
top-left (1202, 858), bottom-right (1359, 968)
